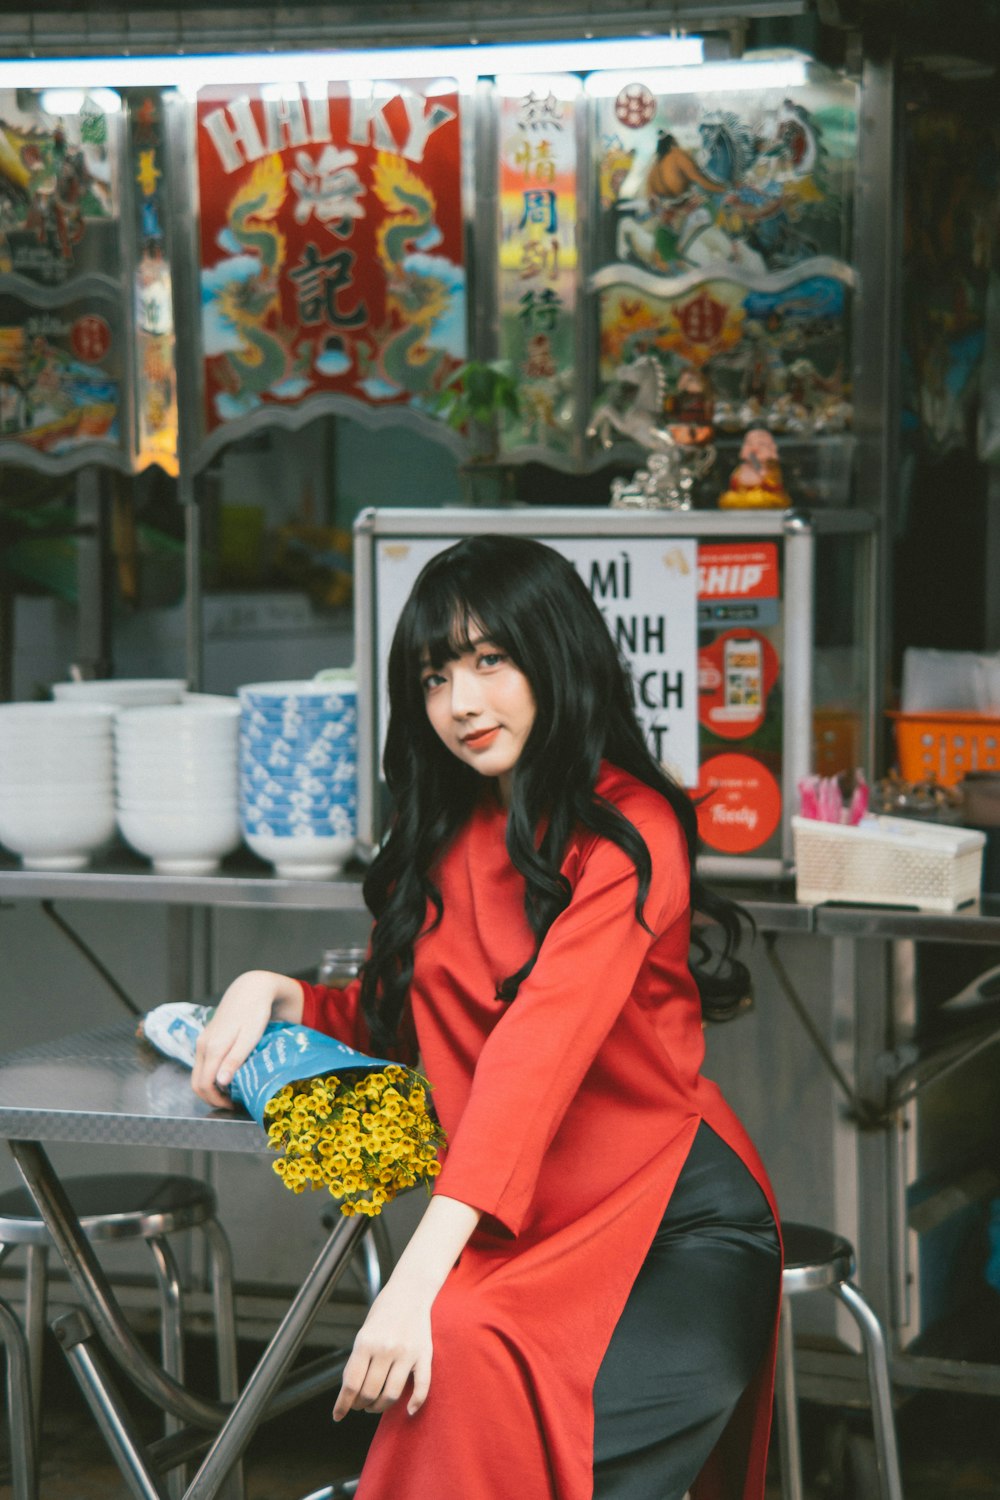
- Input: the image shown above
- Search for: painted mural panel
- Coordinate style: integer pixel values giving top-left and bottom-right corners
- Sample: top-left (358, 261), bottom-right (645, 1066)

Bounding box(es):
top-left (0, 294), bottom-right (123, 455)
top-left (0, 88), bottom-right (119, 288)
top-left (196, 79), bottom-right (466, 442)
top-left (590, 63), bottom-right (857, 442)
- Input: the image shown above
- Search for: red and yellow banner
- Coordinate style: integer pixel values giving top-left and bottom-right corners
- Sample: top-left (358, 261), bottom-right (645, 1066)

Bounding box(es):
top-left (196, 80), bottom-right (466, 436)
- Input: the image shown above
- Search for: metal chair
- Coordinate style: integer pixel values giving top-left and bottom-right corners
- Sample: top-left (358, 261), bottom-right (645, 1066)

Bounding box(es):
top-left (776, 1222), bottom-right (904, 1500)
top-left (0, 1172), bottom-right (239, 1500)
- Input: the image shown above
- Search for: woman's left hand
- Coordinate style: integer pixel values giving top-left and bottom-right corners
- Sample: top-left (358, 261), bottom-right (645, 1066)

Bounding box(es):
top-left (333, 1280), bottom-right (434, 1420)
top-left (332, 1194), bottom-right (481, 1423)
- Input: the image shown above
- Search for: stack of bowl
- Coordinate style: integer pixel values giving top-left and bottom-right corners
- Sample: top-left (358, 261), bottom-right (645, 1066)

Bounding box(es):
top-left (52, 678), bottom-right (186, 709)
top-left (0, 703), bottom-right (117, 869)
top-left (238, 678), bottom-right (357, 879)
top-left (115, 698), bottom-right (241, 874)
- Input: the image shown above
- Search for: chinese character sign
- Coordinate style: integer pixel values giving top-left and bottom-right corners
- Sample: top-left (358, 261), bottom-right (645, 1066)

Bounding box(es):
top-left (196, 80), bottom-right (466, 439)
top-left (496, 79), bottom-right (579, 458)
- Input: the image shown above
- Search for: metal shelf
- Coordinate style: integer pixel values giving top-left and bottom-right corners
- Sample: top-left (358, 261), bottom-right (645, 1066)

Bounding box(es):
top-left (0, 847), bottom-right (817, 928)
top-left (0, 846), bottom-right (369, 911)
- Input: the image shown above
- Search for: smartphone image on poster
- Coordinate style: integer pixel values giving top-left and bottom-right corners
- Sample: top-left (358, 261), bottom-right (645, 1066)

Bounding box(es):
top-left (717, 636), bottom-right (763, 721)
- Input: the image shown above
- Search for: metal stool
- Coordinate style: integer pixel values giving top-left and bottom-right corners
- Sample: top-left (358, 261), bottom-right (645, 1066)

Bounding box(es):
top-left (0, 1294), bottom-right (37, 1500)
top-left (0, 1173), bottom-right (238, 1500)
top-left (777, 1222), bottom-right (904, 1500)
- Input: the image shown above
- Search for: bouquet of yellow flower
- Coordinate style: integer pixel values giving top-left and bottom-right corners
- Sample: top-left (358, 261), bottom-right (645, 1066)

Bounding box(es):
top-left (141, 1006), bottom-right (445, 1218)
top-left (256, 1061), bottom-right (443, 1216)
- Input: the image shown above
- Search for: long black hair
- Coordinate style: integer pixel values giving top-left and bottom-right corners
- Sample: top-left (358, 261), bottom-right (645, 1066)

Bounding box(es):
top-left (360, 534), bottom-right (752, 1052)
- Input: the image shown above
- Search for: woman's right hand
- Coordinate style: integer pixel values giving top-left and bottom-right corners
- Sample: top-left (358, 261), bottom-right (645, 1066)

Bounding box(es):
top-left (191, 969), bottom-right (304, 1108)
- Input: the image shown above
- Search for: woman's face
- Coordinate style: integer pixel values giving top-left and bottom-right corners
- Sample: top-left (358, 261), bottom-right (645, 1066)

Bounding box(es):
top-left (420, 629), bottom-right (536, 803)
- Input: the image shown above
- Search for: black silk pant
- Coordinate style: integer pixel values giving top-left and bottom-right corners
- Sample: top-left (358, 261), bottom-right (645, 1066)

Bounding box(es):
top-left (592, 1121), bottom-right (780, 1500)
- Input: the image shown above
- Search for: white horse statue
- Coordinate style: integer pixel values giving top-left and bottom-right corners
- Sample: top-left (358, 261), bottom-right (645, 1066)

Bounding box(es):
top-left (588, 353), bottom-right (718, 510)
top-left (586, 354), bottom-right (679, 456)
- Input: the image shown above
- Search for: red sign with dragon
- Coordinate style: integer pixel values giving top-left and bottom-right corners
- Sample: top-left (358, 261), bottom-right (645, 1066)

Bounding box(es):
top-left (196, 80), bottom-right (466, 438)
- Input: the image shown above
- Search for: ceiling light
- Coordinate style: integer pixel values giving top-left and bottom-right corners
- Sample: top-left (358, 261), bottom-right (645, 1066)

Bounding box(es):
top-left (0, 37), bottom-right (703, 95)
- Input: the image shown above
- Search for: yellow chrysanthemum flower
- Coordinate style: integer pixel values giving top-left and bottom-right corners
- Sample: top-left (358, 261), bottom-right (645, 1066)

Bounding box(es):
top-left (261, 1064), bottom-right (445, 1216)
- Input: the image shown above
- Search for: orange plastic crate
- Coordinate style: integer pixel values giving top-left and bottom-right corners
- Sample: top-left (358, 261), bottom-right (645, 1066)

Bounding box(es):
top-left (890, 711), bottom-right (1000, 787)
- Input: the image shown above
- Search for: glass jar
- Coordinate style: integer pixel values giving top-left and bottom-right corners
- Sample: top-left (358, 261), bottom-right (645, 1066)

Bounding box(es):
top-left (317, 946), bottom-right (366, 987)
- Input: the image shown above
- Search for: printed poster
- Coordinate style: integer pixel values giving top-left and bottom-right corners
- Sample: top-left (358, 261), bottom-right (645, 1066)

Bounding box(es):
top-left (0, 295), bottom-right (123, 456)
top-left (375, 535), bottom-right (699, 786)
top-left (695, 541), bottom-right (784, 854)
top-left (196, 79), bottom-right (466, 439)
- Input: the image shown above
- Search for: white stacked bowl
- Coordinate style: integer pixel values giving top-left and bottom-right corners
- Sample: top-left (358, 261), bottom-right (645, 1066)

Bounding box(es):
top-left (114, 699), bottom-right (241, 875)
top-left (52, 678), bottom-right (186, 708)
top-left (0, 703), bottom-right (116, 870)
top-left (238, 678), bottom-right (357, 879)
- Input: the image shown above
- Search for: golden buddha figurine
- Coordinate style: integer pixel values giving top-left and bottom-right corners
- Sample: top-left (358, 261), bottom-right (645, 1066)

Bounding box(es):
top-left (718, 427), bottom-right (791, 509)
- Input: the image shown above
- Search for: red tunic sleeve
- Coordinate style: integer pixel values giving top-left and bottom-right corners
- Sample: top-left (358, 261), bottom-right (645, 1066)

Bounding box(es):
top-left (299, 976), bottom-right (419, 1065)
top-left (433, 798), bottom-right (690, 1236)
top-left (299, 976), bottom-right (366, 1048)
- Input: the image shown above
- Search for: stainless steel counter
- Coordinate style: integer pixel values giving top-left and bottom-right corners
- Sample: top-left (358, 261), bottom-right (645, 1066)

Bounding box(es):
top-left (812, 895), bottom-right (1000, 944)
top-left (728, 887), bottom-right (1000, 944)
top-left (5, 847), bottom-right (1000, 938)
top-left (0, 848), bottom-right (369, 912)
top-left (0, 1019), bottom-right (264, 1153)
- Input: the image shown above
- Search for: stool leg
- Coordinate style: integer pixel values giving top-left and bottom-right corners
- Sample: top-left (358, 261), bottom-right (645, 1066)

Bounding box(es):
top-left (203, 1217), bottom-right (238, 1401)
top-left (202, 1216), bottom-right (245, 1500)
top-left (0, 1295), bottom-right (38, 1500)
top-left (22, 1245), bottom-right (48, 1447)
top-left (147, 1234), bottom-right (186, 1500)
top-left (834, 1281), bottom-right (904, 1500)
top-left (358, 1218), bottom-right (392, 1306)
top-left (775, 1296), bottom-right (805, 1500)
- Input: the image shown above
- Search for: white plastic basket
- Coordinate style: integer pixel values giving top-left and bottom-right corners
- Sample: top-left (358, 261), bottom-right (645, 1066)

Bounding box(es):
top-left (792, 815), bottom-right (985, 911)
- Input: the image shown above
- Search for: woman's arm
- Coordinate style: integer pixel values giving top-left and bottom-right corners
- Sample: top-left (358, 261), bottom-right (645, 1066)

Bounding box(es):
top-left (333, 1194), bottom-right (481, 1420)
top-left (191, 969), bottom-right (305, 1107)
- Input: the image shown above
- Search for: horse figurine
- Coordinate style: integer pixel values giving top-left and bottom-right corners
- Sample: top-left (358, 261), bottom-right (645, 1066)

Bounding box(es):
top-left (586, 354), bottom-right (679, 456)
top-left (611, 444), bottom-right (717, 511)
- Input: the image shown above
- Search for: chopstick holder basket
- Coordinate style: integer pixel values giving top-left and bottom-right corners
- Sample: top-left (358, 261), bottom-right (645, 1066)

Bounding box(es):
top-left (792, 814), bottom-right (986, 911)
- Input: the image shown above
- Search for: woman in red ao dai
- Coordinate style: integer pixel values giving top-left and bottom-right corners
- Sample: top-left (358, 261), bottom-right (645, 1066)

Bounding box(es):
top-left (192, 535), bottom-right (781, 1500)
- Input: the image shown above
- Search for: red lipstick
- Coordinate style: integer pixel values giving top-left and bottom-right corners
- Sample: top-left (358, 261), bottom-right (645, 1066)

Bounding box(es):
top-left (463, 727), bottom-right (500, 750)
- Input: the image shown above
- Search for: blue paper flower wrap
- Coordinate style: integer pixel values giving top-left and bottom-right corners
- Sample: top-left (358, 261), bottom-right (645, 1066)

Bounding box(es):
top-left (227, 1022), bottom-right (393, 1126)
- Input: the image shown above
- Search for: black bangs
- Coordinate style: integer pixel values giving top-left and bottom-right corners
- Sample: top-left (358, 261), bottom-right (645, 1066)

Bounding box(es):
top-left (399, 562), bottom-right (516, 674)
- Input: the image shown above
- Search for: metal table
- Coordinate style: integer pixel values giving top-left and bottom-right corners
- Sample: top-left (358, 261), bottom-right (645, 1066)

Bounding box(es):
top-left (733, 892), bottom-right (1000, 1411)
top-left (0, 1019), bottom-right (368, 1500)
